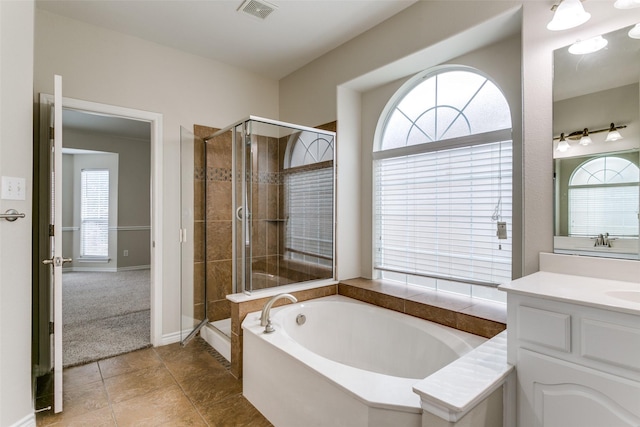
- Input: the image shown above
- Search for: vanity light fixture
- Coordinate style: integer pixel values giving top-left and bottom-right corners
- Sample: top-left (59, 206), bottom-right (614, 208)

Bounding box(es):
top-left (554, 124), bottom-right (626, 148)
top-left (629, 23), bottom-right (640, 39)
top-left (568, 35), bottom-right (608, 55)
top-left (605, 123), bottom-right (624, 141)
top-left (614, 0), bottom-right (640, 9)
top-left (556, 133), bottom-right (571, 152)
top-left (579, 128), bottom-right (592, 146)
top-left (547, 0), bottom-right (591, 31)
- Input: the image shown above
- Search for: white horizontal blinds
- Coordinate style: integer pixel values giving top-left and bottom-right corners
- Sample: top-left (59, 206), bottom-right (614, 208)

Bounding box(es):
top-left (374, 140), bottom-right (513, 285)
top-left (285, 131), bottom-right (334, 267)
top-left (569, 156), bottom-right (640, 237)
top-left (569, 186), bottom-right (639, 236)
top-left (81, 169), bottom-right (109, 257)
top-left (375, 67), bottom-right (513, 287)
top-left (285, 167), bottom-right (334, 267)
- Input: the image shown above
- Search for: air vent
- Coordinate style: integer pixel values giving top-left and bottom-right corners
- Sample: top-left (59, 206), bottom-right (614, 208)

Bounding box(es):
top-left (238, 0), bottom-right (277, 20)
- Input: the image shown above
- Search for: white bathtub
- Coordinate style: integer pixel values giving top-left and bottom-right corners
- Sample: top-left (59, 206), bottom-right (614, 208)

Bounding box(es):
top-left (242, 295), bottom-right (486, 427)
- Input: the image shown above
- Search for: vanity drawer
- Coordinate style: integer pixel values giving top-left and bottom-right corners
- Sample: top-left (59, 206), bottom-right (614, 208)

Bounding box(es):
top-left (581, 318), bottom-right (640, 373)
top-left (517, 306), bottom-right (571, 353)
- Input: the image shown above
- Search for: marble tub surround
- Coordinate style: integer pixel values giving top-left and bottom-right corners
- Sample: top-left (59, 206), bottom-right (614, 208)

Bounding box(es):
top-left (227, 278), bottom-right (506, 378)
top-left (412, 331), bottom-right (512, 424)
top-left (228, 284), bottom-right (338, 378)
top-left (339, 278), bottom-right (506, 339)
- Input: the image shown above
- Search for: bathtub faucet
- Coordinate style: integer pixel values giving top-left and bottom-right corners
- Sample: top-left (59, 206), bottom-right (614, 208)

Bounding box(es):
top-left (260, 293), bottom-right (297, 334)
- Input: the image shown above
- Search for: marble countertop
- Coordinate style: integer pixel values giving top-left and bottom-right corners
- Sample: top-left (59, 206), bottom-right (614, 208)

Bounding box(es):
top-left (499, 271), bottom-right (640, 315)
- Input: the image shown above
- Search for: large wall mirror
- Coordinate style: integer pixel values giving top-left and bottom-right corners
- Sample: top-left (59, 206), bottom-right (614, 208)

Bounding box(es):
top-left (553, 24), bottom-right (640, 260)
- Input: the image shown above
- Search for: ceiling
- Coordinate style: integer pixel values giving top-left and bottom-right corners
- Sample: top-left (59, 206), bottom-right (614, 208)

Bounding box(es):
top-left (40, 0), bottom-right (418, 139)
top-left (36, 0), bottom-right (418, 81)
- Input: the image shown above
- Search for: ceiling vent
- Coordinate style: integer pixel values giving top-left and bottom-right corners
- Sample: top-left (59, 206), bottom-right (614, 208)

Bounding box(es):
top-left (238, 0), bottom-right (277, 20)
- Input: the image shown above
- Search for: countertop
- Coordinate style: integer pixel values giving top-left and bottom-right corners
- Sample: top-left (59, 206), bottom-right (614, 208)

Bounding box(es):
top-left (499, 271), bottom-right (640, 315)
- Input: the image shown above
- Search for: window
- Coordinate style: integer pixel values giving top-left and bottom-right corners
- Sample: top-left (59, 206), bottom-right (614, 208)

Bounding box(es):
top-left (284, 131), bottom-right (334, 267)
top-left (81, 169), bottom-right (109, 258)
top-left (374, 67), bottom-right (512, 300)
top-left (569, 156), bottom-right (639, 237)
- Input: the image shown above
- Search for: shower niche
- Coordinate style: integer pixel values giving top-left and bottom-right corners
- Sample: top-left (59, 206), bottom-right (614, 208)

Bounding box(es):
top-left (180, 117), bottom-right (336, 348)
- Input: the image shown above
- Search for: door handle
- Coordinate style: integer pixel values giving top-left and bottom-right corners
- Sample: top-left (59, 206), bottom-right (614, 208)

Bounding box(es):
top-left (42, 257), bottom-right (73, 266)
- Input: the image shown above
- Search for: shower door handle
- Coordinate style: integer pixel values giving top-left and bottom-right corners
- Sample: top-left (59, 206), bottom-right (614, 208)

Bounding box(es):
top-left (236, 206), bottom-right (243, 220)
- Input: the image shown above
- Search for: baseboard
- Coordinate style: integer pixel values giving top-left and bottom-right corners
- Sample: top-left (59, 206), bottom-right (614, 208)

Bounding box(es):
top-left (117, 265), bottom-right (151, 272)
top-left (61, 265), bottom-right (150, 273)
top-left (201, 323), bottom-right (231, 361)
top-left (10, 413), bottom-right (36, 427)
top-left (159, 330), bottom-right (184, 346)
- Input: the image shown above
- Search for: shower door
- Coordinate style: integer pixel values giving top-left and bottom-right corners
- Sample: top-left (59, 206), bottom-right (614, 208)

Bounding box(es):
top-left (232, 117), bottom-right (336, 294)
top-left (233, 122), bottom-right (252, 293)
top-left (179, 126), bottom-right (207, 344)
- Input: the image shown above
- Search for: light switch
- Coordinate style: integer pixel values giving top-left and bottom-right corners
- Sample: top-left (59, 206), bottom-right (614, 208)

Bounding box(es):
top-left (1, 176), bottom-right (26, 201)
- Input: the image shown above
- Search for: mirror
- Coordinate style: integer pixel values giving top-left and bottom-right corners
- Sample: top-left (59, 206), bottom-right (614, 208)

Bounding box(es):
top-left (553, 25), bottom-right (640, 260)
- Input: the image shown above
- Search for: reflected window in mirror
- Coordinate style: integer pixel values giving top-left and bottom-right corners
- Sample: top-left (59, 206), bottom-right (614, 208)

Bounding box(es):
top-left (568, 156), bottom-right (639, 237)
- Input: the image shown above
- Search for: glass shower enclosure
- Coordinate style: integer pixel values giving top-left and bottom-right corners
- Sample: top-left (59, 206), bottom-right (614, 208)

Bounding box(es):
top-left (180, 117), bottom-right (335, 344)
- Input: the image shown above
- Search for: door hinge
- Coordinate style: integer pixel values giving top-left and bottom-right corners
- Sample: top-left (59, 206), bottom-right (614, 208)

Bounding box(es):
top-left (49, 322), bottom-right (54, 335)
top-left (49, 224), bottom-right (54, 236)
top-left (49, 126), bottom-right (54, 140)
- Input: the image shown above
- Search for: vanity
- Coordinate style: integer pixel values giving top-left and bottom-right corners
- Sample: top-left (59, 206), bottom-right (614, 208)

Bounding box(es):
top-left (500, 253), bottom-right (640, 426)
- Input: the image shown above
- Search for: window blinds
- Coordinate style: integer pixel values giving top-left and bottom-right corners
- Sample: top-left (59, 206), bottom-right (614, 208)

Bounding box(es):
top-left (81, 169), bottom-right (109, 257)
top-left (569, 185), bottom-right (639, 236)
top-left (285, 167), bottom-right (333, 267)
top-left (374, 140), bottom-right (512, 286)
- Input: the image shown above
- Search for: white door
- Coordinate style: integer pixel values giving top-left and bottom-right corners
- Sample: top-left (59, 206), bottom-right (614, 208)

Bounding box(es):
top-left (44, 75), bottom-right (71, 413)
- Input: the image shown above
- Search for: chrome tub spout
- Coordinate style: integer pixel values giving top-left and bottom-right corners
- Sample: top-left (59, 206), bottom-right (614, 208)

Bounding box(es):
top-left (260, 293), bottom-right (297, 333)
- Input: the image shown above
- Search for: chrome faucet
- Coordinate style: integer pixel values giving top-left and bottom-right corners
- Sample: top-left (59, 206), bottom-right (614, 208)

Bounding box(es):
top-left (260, 293), bottom-right (297, 333)
top-left (594, 232), bottom-right (614, 248)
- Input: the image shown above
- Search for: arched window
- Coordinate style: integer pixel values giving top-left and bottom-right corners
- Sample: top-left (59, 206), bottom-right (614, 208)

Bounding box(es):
top-left (374, 67), bottom-right (512, 299)
top-left (569, 156), bottom-right (639, 237)
top-left (284, 131), bottom-right (335, 267)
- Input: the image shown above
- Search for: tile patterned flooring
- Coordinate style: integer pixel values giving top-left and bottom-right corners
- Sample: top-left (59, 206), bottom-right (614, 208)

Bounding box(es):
top-left (36, 338), bottom-right (272, 426)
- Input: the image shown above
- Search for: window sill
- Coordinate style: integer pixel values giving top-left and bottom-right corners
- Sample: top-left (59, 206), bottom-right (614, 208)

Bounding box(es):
top-left (338, 278), bottom-right (506, 339)
top-left (77, 257), bottom-right (111, 263)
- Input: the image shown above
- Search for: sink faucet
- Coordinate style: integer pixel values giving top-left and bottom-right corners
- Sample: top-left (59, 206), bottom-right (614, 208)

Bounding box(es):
top-left (260, 293), bottom-right (297, 333)
top-left (594, 232), bottom-right (614, 248)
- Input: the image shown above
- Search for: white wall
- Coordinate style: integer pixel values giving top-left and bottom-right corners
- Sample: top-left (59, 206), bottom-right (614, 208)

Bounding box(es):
top-left (0, 1), bottom-right (35, 426)
top-left (359, 35), bottom-right (523, 279)
top-left (280, 0), bottom-right (640, 279)
top-left (34, 9), bottom-right (279, 339)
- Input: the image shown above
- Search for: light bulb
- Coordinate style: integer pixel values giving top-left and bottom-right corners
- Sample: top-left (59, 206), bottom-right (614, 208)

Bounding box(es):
top-left (569, 35), bottom-right (608, 55)
top-left (605, 123), bottom-right (623, 142)
top-left (579, 129), bottom-right (592, 146)
top-left (547, 0), bottom-right (591, 31)
top-left (556, 133), bottom-right (571, 152)
top-left (614, 0), bottom-right (640, 9)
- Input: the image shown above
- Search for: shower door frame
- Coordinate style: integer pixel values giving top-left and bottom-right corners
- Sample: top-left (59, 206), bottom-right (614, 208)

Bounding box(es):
top-left (205, 116), bottom-right (337, 295)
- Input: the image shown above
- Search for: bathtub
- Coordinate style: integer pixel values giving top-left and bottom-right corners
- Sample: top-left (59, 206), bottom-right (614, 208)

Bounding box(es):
top-left (242, 295), bottom-right (487, 427)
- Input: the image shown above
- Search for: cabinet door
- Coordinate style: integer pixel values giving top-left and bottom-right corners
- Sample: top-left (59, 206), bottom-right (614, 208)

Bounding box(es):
top-left (518, 349), bottom-right (640, 427)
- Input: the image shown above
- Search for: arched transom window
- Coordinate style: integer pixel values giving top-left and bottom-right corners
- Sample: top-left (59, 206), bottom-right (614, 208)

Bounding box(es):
top-left (374, 67), bottom-right (513, 300)
top-left (569, 156), bottom-right (639, 237)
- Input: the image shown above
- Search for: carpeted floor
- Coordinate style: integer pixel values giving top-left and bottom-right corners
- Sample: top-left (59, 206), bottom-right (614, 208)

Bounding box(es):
top-left (62, 269), bottom-right (150, 367)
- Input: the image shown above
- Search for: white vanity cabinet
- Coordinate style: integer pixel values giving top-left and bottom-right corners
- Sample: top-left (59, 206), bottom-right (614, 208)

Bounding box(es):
top-left (501, 272), bottom-right (640, 427)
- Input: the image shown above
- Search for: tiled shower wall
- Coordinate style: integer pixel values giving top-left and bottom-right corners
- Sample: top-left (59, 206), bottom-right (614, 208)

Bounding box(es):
top-left (193, 121), bottom-right (337, 323)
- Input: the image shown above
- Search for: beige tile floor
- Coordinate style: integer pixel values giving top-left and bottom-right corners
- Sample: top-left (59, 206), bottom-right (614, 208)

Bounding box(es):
top-left (36, 338), bottom-right (272, 427)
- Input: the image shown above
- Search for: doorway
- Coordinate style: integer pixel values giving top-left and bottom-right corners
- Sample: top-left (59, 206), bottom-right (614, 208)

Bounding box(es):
top-left (60, 109), bottom-right (151, 366)
top-left (33, 94), bottom-right (163, 410)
